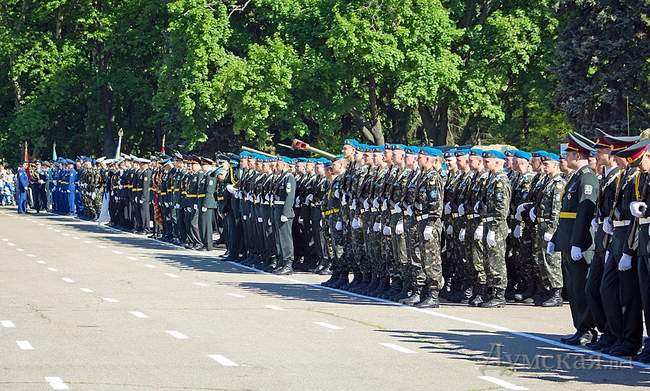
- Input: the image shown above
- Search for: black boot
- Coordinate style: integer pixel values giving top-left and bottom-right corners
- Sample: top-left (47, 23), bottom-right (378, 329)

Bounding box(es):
top-left (317, 264), bottom-right (332, 275)
top-left (380, 277), bottom-right (401, 299)
top-left (391, 278), bottom-right (411, 302)
top-left (344, 269), bottom-right (363, 291)
top-left (415, 289), bottom-right (440, 308)
top-left (321, 271), bottom-right (340, 287)
top-left (469, 285), bottom-right (486, 307)
top-left (540, 288), bottom-right (562, 307)
top-left (400, 286), bottom-right (422, 305)
top-left (480, 288), bottom-right (506, 308)
top-left (352, 273), bottom-right (372, 293)
top-left (514, 278), bottom-right (535, 302)
top-left (370, 275), bottom-right (390, 297)
top-left (331, 270), bottom-right (350, 289)
top-left (360, 273), bottom-right (379, 295)
top-left (274, 261), bottom-right (293, 275)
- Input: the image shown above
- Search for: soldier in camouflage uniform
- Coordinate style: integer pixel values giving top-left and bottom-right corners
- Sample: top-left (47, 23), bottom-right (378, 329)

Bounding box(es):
top-left (478, 150), bottom-right (512, 308)
top-left (530, 152), bottom-right (566, 306)
top-left (321, 158), bottom-right (348, 288)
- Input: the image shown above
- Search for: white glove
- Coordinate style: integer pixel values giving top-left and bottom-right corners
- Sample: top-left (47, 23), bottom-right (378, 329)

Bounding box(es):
top-left (515, 202), bottom-right (531, 221)
top-left (335, 221), bottom-right (343, 231)
top-left (373, 222), bottom-right (381, 232)
top-left (193, 204), bottom-right (198, 210)
top-left (603, 217), bottom-right (614, 235)
top-left (590, 218), bottom-right (599, 233)
top-left (528, 207), bottom-right (536, 222)
top-left (363, 198), bottom-right (370, 210)
top-left (446, 225), bottom-right (453, 236)
top-left (226, 184), bottom-right (236, 194)
top-left (351, 217), bottom-right (360, 230)
top-left (458, 203), bottom-right (465, 216)
top-left (571, 246), bottom-right (583, 261)
top-left (334, 189), bottom-right (340, 198)
top-left (605, 250), bottom-right (610, 263)
top-left (268, 219), bottom-right (272, 226)
top-left (306, 194), bottom-right (314, 203)
top-left (350, 199), bottom-right (357, 210)
top-left (373, 198), bottom-right (380, 209)
top-left (395, 220), bottom-right (404, 235)
top-left (295, 197), bottom-right (301, 207)
top-left (342, 193), bottom-right (348, 205)
top-left (280, 215), bottom-right (288, 223)
top-left (630, 201), bottom-right (647, 218)
top-left (486, 230), bottom-right (497, 247)
top-left (257, 217), bottom-right (263, 223)
top-left (513, 225), bottom-right (522, 238)
top-left (444, 202), bottom-right (452, 215)
top-left (381, 199), bottom-right (388, 211)
top-left (201, 206), bottom-right (207, 212)
top-left (459, 228), bottom-right (466, 242)
top-left (474, 224), bottom-right (484, 240)
top-left (424, 226), bottom-right (434, 241)
top-left (474, 201), bottom-right (481, 213)
top-left (383, 226), bottom-right (392, 236)
top-left (618, 253), bottom-right (633, 271)
top-left (394, 203), bottom-right (402, 213)
top-left (546, 242), bottom-right (555, 254)
top-left (405, 205), bottom-right (413, 216)
top-left (543, 232), bottom-right (553, 242)
top-left (298, 217), bottom-right (304, 224)
top-left (175, 203), bottom-right (180, 209)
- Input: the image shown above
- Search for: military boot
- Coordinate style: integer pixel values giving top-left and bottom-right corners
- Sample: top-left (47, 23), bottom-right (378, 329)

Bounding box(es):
top-left (399, 286), bottom-right (422, 305)
top-left (331, 270), bottom-right (350, 290)
top-left (540, 288), bottom-right (563, 307)
top-left (391, 278), bottom-right (411, 302)
top-left (352, 273), bottom-right (372, 294)
top-left (344, 269), bottom-right (363, 291)
top-left (415, 289), bottom-right (440, 308)
top-left (480, 288), bottom-right (507, 308)
top-left (533, 281), bottom-right (551, 306)
top-left (370, 275), bottom-right (390, 297)
top-left (380, 277), bottom-right (401, 299)
top-left (514, 278), bottom-right (535, 302)
top-left (360, 273), bottom-right (379, 295)
top-left (321, 270), bottom-right (340, 287)
top-left (469, 285), bottom-right (485, 307)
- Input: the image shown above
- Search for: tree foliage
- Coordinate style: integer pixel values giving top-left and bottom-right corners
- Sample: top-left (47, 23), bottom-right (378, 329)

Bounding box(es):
top-left (0, 0), bottom-right (648, 164)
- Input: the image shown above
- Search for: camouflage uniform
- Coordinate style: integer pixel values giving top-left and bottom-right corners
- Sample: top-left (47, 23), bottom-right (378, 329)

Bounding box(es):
top-left (533, 172), bottom-right (565, 292)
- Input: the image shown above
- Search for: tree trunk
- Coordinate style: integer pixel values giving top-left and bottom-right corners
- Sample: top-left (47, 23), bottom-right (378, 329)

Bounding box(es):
top-left (99, 49), bottom-right (115, 156)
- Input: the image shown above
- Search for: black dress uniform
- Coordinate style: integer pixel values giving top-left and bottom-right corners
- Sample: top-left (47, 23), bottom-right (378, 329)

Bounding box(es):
top-left (272, 166), bottom-right (297, 274)
top-left (551, 133), bottom-right (599, 345)
top-left (199, 166), bottom-right (219, 251)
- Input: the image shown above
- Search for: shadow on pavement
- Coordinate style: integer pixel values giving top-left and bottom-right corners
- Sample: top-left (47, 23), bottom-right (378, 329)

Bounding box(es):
top-left (377, 328), bottom-right (650, 387)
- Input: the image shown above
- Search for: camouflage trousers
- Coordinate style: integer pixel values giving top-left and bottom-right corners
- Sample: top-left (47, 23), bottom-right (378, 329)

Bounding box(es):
top-left (328, 215), bottom-right (347, 272)
top-left (452, 219), bottom-right (474, 289)
top-left (380, 210), bottom-right (394, 276)
top-left (415, 219), bottom-right (444, 290)
top-left (350, 211), bottom-right (366, 272)
top-left (469, 218), bottom-right (487, 285)
top-left (405, 215), bottom-right (421, 284)
top-left (389, 212), bottom-right (408, 278)
top-left (534, 227), bottom-right (563, 289)
top-left (483, 223), bottom-right (508, 290)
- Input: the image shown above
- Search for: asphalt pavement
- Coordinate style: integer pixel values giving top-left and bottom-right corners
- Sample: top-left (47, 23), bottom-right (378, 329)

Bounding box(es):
top-left (0, 206), bottom-right (648, 390)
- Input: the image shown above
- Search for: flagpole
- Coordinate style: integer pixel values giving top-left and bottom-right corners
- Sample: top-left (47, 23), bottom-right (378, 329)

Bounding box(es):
top-left (115, 128), bottom-right (124, 159)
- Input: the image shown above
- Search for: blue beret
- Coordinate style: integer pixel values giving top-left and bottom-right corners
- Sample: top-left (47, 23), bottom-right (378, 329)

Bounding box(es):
top-left (504, 149), bottom-right (516, 157)
top-left (469, 148), bottom-right (484, 156)
top-left (513, 150), bottom-right (532, 160)
top-left (532, 150), bottom-right (547, 158)
top-left (483, 150), bottom-right (506, 160)
top-left (443, 148), bottom-right (456, 158)
top-left (455, 149), bottom-right (469, 157)
top-left (421, 147), bottom-right (443, 157)
top-left (405, 146), bottom-right (420, 155)
top-left (344, 139), bottom-right (359, 148)
top-left (542, 152), bottom-right (560, 162)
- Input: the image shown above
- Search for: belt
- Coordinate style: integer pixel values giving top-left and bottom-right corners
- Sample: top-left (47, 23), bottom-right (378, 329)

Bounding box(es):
top-left (559, 211), bottom-right (576, 219)
top-left (160, 192), bottom-right (167, 196)
top-left (390, 209), bottom-right (402, 215)
top-left (451, 213), bottom-right (459, 218)
top-left (536, 218), bottom-right (550, 223)
top-left (639, 217), bottom-right (650, 225)
top-left (322, 208), bottom-right (340, 217)
top-left (186, 194), bottom-right (197, 198)
top-left (416, 214), bottom-right (429, 222)
top-left (60, 181), bottom-right (69, 185)
top-left (482, 217), bottom-right (495, 222)
top-left (216, 197), bottom-right (224, 201)
top-left (274, 200), bottom-right (285, 205)
top-left (466, 214), bottom-right (478, 219)
top-left (613, 220), bottom-right (631, 227)
top-left (197, 194), bottom-right (206, 198)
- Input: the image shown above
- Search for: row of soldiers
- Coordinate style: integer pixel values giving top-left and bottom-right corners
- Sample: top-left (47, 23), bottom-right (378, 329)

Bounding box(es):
top-left (22, 130), bottom-right (650, 362)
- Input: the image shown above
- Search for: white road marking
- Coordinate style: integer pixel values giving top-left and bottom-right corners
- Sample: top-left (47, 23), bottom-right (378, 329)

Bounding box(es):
top-left (7, 242), bottom-right (15, 246)
top-left (127, 256), bottom-right (138, 260)
top-left (479, 376), bottom-right (528, 390)
top-left (380, 343), bottom-right (416, 354)
top-left (208, 354), bottom-right (238, 367)
top-left (226, 293), bottom-right (245, 298)
top-left (47, 267), bottom-right (58, 272)
top-left (62, 277), bottom-right (75, 283)
top-left (313, 321), bottom-right (342, 330)
top-left (83, 240), bottom-right (92, 244)
top-left (26, 254), bottom-right (35, 257)
top-left (165, 330), bottom-right (188, 339)
top-left (144, 264), bottom-right (156, 268)
top-left (54, 229), bottom-right (61, 233)
top-left (36, 260), bottom-right (46, 264)
top-left (62, 233), bottom-right (70, 237)
top-left (45, 377), bottom-right (69, 390)
top-left (194, 282), bottom-right (208, 287)
top-left (16, 340), bottom-right (34, 350)
top-left (265, 305), bottom-right (284, 311)
top-left (47, 227), bottom-right (53, 230)
top-left (103, 298), bottom-right (119, 303)
top-left (1, 320), bottom-right (15, 328)
top-left (16, 248), bottom-right (24, 251)
top-left (129, 311), bottom-right (149, 319)
top-left (80, 288), bottom-right (94, 293)
top-left (165, 273), bottom-right (179, 278)
top-left (1, 238), bottom-right (7, 241)
top-left (72, 236), bottom-right (80, 240)
top-left (97, 245), bottom-right (107, 249)
top-left (111, 250), bottom-right (122, 254)
top-left (39, 223), bottom-right (44, 226)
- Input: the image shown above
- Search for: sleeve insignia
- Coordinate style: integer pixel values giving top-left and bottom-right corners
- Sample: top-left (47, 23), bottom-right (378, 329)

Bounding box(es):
top-left (584, 184), bottom-right (593, 195)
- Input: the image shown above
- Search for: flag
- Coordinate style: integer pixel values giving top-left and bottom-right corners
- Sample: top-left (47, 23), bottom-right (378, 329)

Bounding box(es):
top-left (23, 141), bottom-right (29, 162)
top-left (161, 134), bottom-right (166, 154)
top-left (52, 142), bottom-right (58, 161)
top-left (114, 133), bottom-right (122, 159)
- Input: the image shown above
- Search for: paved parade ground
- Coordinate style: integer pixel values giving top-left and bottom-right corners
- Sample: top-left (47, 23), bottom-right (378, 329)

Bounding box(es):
top-left (0, 206), bottom-right (648, 390)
